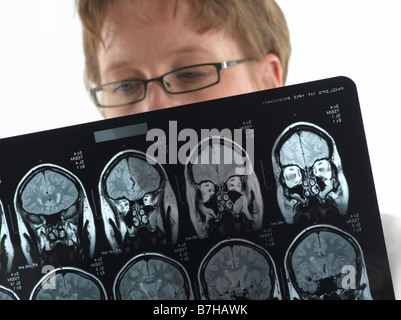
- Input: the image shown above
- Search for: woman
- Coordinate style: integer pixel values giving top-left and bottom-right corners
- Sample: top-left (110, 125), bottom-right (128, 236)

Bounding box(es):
top-left (76, 0), bottom-right (291, 118)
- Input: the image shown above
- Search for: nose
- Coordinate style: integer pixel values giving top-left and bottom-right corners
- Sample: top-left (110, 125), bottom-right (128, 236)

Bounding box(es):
top-left (140, 81), bottom-right (178, 113)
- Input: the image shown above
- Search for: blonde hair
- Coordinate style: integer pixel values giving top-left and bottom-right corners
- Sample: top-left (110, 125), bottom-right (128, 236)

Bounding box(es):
top-left (76, 0), bottom-right (291, 87)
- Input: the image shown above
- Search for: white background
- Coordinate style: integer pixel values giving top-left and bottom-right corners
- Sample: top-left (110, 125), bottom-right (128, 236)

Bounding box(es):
top-left (0, 1), bottom-right (102, 138)
top-left (0, 0), bottom-right (401, 294)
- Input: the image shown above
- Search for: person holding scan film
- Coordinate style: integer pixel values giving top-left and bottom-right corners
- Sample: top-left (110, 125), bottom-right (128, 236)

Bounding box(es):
top-left (73, 0), bottom-right (394, 300)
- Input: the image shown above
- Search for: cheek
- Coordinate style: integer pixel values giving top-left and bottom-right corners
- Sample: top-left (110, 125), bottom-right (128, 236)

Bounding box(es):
top-left (103, 108), bottom-right (128, 119)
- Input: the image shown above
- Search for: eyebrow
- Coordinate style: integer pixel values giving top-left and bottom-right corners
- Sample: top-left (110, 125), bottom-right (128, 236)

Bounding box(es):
top-left (102, 45), bottom-right (217, 77)
top-left (103, 61), bottom-right (139, 75)
top-left (171, 46), bottom-right (203, 55)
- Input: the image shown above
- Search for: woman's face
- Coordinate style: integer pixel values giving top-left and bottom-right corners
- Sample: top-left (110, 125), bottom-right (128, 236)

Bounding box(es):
top-left (97, 0), bottom-right (282, 118)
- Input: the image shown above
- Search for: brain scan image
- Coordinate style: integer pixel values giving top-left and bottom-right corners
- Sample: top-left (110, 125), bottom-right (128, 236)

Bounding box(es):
top-left (99, 150), bottom-right (179, 254)
top-left (113, 253), bottom-right (193, 300)
top-left (0, 199), bottom-right (14, 272)
top-left (198, 239), bottom-right (281, 300)
top-left (185, 136), bottom-right (263, 239)
top-left (0, 286), bottom-right (19, 300)
top-left (14, 164), bottom-right (96, 266)
top-left (285, 225), bottom-right (372, 300)
top-left (272, 122), bottom-right (349, 224)
top-left (30, 267), bottom-right (107, 300)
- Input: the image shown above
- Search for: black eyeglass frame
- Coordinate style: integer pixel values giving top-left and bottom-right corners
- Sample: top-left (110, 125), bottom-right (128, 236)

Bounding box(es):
top-left (89, 59), bottom-right (252, 108)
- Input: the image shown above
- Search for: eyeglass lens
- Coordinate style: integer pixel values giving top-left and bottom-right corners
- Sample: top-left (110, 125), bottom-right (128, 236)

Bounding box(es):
top-left (94, 64), bottom-right (220, 107)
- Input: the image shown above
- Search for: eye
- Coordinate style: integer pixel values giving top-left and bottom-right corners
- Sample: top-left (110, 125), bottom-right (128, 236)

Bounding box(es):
top-left (282, 165), bottom-right (303, 188)
top-left (111, 199), bottom-right (130, 216)
top-left (313, 159), bottom-right (332, 180)
top-left (63, 203), bottom-right (78, 220)
top-left (142, 190), bottom-right (160, 206)
top-left (176, 71), bottom-right (202, 80)
top-left (198, 181), bottom-right (215, 192)
top-left (174, 66), bottom-right (212, 82)
top-left (25, 213), bottom-right (44, 225)
top-left (197, 181), bottom-right (216, 203)
top-left (166, 65), bottom-right (218, 92)
top-left (112, 81), bottom-right (143, 96)
top-left (226, 176), bottom-right (242, 192)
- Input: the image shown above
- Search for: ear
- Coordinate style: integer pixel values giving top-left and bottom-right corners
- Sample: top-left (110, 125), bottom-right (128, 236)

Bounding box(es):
top-left (256, 53), bottom-right (283, 89)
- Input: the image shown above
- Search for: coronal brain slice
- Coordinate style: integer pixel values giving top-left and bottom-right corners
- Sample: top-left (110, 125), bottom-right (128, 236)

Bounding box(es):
top-left (186, 137), bottom-right (263, 239)
top-left (105, 157), bottom-right (161, 201)
top-left (200, 241), bottom-right (277, 300)
top-left (272, 122), bottom-right (349, 224)
top-left (21, 170), bottom-right (79, 215)
top-left (31, 268), bottom-right (106, 300)
top-left (114, 255), bottom-right (191, 300)
top-left (100, 150), bottom-right (179, 252)
top-left (290, 229), bottom-right (359, 299)
top-left (286, 225), bottom-right (372, 300)
top-left (15, 164), bottom-right (96, 267)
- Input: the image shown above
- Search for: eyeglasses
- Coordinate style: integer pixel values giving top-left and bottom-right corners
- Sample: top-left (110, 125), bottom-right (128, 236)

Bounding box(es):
top-left (89, 59), bottom-right (252, 108)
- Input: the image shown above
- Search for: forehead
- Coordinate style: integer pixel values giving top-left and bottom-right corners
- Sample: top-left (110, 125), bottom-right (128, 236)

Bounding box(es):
top-left (101, 0), bottom-right (201, 48)
top-left (96, 0), bottom-right (245, 85)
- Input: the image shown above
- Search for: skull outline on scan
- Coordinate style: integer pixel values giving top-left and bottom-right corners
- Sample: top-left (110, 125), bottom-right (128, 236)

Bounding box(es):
top-left (284, 224), bottom-right (372, 300)
top-left (99, 149), bottom-right (179, 254)
top-left (14, 164), bottom-right (96, 266)
top-left (272, 122), bottom-right (349, 224)
top-left (184, 136), bottom-right (263, 239)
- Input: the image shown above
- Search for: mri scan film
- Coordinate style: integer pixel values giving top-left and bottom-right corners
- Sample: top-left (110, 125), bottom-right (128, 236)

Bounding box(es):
top-left (0, 77), bottom-right (392, 299)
